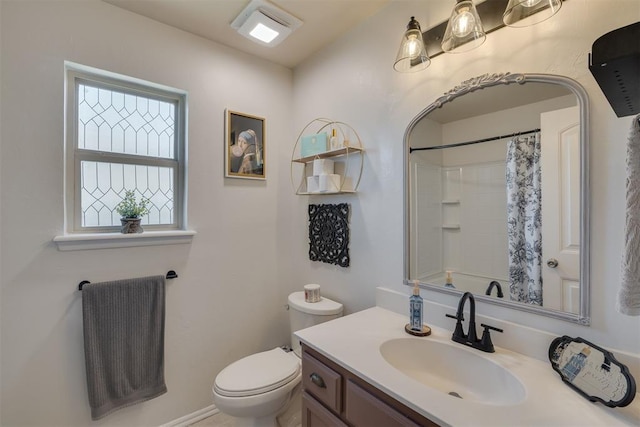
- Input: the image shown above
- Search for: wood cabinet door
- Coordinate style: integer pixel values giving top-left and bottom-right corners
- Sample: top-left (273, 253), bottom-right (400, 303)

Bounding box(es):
top-left (302, 391), bottom-right (348, 427)
top-left (345, 380), bottom-right (422, 427)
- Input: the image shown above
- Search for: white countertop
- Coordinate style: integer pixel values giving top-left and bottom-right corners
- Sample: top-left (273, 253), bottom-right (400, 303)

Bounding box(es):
top-left (295, 306), bottom-right (640, 427)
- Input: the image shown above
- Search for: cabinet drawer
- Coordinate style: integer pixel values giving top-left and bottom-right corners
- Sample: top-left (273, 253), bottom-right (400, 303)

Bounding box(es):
top-left (346, 380), bottom-right (421, 427)
top-left (302, 351), bottom-right (342, 414)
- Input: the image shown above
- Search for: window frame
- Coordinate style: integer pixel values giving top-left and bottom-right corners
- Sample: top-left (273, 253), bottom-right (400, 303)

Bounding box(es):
top-left (64, 64), bottom-right (187, 234)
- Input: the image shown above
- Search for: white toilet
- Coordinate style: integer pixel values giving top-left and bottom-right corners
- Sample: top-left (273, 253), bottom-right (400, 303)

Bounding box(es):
top-left (212, 291), bottom-right (343, 427)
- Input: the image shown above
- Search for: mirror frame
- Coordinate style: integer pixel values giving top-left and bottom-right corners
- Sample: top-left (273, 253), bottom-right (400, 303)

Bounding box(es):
top-left (404, 72), bottom-right (590, 325)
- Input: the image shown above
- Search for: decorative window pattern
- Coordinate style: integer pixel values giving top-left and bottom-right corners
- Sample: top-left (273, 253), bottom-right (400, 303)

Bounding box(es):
top-left (66, 66), bottom-right (186, 232)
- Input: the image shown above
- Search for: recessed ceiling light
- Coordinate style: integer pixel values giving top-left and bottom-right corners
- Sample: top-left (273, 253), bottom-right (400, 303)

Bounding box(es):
top-left (238, 9), bottom-right (290, 46)
top-left (231, 0), bottom-right (302, 47)
top-left (250, 22), bottom-right (280, 44)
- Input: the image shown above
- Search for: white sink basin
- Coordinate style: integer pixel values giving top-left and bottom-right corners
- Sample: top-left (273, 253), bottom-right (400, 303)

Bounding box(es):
top-left (380, 338), bottom-right (526, 406)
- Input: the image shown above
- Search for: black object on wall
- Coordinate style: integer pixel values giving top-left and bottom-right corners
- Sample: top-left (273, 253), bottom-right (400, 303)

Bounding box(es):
top-left (308, 204), bottom-right (350, 268)
top-left (589, 22), bottom-right (640, 118)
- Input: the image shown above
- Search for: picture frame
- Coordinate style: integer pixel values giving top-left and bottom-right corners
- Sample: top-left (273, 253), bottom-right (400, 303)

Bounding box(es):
top-left (225, 110), bottom-right (266, 180)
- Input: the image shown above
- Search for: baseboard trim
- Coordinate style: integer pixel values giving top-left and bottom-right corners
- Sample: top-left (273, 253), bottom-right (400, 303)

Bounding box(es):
top-left (160, 404), bottom-right (219, 427)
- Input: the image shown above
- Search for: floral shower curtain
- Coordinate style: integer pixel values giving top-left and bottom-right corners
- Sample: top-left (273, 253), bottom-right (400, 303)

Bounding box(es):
top-left (506, 133), bottom-right (543, 305)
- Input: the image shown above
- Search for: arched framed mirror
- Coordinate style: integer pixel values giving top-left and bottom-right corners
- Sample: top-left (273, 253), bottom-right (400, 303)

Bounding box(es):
top-left (404, 73), bottom-right (590, 324)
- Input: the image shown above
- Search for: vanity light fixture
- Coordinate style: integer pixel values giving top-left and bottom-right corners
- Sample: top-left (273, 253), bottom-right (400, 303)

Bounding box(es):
top-left (442, 0), bottom-right (486, 53)
top-left (394, 0), bottom-right (564, 72)
top-left (231, 0), bottom-right (302, 47)
top-left (394, 16), bottom-right (431, 72)
top-left (503, 0), bottom-right (562, 27)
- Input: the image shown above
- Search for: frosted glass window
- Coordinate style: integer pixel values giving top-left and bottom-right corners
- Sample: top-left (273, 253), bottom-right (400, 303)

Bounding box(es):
top-left (77, 84), bottom-right (175, 158)
top-left (66, 65), bottom-right (186, 232)
top-left (80, 161), bottom-right (174, 227)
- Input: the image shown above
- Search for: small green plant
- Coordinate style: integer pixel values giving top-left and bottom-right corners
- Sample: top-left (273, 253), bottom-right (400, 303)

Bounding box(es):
top-left (116, 190), bottom-right (150, 219)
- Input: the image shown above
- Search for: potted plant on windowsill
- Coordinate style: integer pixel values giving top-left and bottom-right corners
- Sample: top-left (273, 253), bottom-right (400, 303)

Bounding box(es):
top-left (116, 190), bottom-right (150, 234)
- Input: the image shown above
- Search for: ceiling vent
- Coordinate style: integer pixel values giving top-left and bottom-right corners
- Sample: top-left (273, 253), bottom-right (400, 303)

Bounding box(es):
top-left (231, 0), bottom-right (303, 47)
top-left (589, 22), bottom-right (640, 118)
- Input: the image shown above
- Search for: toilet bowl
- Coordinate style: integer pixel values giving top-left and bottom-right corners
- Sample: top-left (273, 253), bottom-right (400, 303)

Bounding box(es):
top-left (213, 348), bottom-right (301, 427)
top-left (212, 292), bottom-right (343, 427)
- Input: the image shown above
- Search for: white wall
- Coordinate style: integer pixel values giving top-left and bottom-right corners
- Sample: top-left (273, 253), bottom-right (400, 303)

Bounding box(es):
top-left (441, 94), bottom-right (576, 149)
top-left (0, 0), bottom-right (3, 422)
top-left (2, 0), bottom-right (640, 425)
top-left (1, 1), bottom-right (294, 425)
top-left (289, 0), bottom-right (640, 358)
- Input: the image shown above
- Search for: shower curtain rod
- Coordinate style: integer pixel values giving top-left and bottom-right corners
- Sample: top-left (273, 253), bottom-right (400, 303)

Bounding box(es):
top-left (410, 128), bottom-right (540, 153)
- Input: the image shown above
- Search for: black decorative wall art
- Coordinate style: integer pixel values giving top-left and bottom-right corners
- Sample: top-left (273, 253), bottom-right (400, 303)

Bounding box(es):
top-left (309, 203), bottom-right (350, 267)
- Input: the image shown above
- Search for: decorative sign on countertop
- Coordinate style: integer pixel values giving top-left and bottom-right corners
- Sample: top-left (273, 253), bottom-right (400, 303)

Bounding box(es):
top-left (548, 335), bottom-right (636, 407)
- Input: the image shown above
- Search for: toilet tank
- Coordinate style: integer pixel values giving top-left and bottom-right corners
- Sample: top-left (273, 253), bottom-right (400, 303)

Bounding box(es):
top-left (288, 291), bottom-right (343, 356)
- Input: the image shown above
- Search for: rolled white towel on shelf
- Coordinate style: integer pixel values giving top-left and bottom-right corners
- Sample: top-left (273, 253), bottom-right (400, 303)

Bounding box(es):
top-left (617, 114), bottom-right (640, 316)
top-left (319, 174), bottom-right (341, 192)
top-left (313, 159), bottom-right (334, 176)
top-left (306, 176), bottom-right (320, 193)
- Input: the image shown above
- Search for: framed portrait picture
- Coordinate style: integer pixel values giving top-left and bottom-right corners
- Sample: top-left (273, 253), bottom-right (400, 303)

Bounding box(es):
top-left (225, 110), bottom-right (266, 180)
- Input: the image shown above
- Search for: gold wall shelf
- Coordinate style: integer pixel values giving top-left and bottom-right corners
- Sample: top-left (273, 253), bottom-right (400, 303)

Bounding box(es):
top-left (291, 118), bottom-right (364, 195)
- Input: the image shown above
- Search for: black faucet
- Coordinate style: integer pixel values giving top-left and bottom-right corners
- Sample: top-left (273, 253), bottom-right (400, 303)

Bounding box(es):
top-left (485, 281), bottom-right (504, 298)
top-left (446, 292), bottom-right (503, 353)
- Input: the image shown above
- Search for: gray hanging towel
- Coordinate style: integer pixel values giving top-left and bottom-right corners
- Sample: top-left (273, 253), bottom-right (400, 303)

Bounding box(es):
top-left (82, 275), bottom-right (167, 420)
top-left (618, 115), bottom-right (640, 316)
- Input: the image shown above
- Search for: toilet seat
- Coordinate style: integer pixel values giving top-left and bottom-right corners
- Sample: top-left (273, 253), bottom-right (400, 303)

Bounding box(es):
top-left (214, 348), bottom-right (300, 398)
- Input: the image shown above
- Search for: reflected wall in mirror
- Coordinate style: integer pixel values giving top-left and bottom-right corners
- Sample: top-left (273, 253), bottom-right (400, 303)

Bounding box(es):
top-left (404, 73), bottom-right (590, 324)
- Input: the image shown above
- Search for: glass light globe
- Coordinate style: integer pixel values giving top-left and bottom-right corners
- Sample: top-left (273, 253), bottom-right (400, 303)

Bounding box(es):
top-left (522, 0), bottom-right (543, 7)
top-left (503, 0), bottom-right (562, 27)
top-left (451, 10), bottom-right (475, 37)
top-left (441, 1), bottom-right (486, 53)
top-left (406, 33), bottom-right (421, 56)
top-left (394, 17), bottom-right (430, 72)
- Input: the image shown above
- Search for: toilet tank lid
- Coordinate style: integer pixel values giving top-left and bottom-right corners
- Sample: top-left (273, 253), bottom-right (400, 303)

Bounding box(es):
top-left (288, 291), bottom-right (343, 315)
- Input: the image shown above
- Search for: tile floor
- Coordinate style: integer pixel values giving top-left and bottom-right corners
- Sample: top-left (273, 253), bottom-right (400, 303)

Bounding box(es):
top-left (190, 410), bottom-right (238, 427)
top-left (190, 395), bottom-right (301, 427)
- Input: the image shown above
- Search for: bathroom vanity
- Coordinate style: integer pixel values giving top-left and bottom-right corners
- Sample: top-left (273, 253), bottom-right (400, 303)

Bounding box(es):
top-left (301, 344), bottom-right (436, 426)
top-left (295, 306), bottom-right (640, 426)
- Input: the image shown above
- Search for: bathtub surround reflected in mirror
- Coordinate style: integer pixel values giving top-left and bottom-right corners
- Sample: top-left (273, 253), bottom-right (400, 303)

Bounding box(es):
top-left (404, 73), bottom-right (590, 324)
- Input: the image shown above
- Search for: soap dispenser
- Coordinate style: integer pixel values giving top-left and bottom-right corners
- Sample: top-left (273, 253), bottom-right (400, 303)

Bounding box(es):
top-left (405, 281), bottom-right (431, 336)
top-left (444, 271), bottom-right (455, 288)
top-left (410, 280), bottom-right (423, 331)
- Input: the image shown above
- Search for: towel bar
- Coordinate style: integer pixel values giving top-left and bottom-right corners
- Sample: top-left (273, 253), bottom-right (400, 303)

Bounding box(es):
top-left (78, 270), bottom-right (178, 290)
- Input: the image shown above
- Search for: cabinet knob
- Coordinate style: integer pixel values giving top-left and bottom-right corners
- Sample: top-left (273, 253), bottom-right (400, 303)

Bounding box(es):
top-left (310, 372), bottom-right (326, 388)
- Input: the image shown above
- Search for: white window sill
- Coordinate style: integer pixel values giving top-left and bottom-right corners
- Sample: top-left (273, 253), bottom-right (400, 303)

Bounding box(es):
top-left (53, 230), bottom-right (196, 251)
